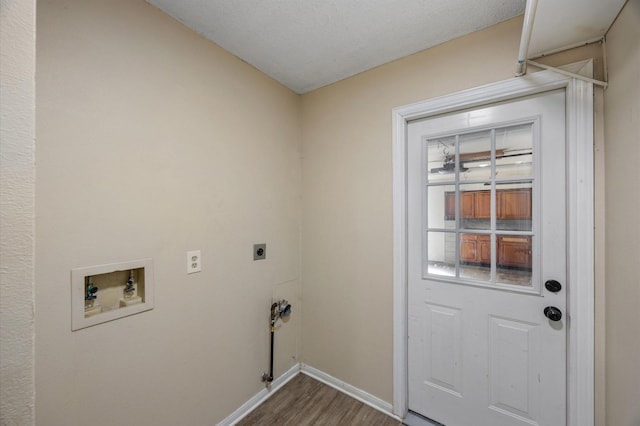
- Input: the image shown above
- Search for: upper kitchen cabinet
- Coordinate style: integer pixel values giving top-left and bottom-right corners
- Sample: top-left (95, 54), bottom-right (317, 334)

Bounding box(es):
top-left (445, 190), bottom-right (488, 220)
top-left (497, 189), bottom-right (531, 220)
top-left (475, 191), bottom-right (491, 219)
top-left (445, 188), bottom-right (531, 221)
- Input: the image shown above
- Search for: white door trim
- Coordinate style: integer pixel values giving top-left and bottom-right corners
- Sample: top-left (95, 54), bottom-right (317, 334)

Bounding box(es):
top-left (392, 69), bottom-right (594, 425)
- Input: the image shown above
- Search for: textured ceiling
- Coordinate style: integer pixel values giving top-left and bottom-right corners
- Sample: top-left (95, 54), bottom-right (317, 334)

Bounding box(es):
top-left (147, 0), bottom-right (526, 93)
top-left (146, 0), bottom-right (626, 94)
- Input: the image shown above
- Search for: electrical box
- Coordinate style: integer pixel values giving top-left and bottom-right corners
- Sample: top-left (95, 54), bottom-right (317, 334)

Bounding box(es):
top-left (71, 258), bottom-right (154, 331)
top-left (253, 243), bottom-right (266, 260)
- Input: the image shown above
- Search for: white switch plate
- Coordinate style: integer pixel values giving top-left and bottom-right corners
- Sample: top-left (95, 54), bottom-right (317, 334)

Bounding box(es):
top-left (187, 250), bottom-right (201, 274)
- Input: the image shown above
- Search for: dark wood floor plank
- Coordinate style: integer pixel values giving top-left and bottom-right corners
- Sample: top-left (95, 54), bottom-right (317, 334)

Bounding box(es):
top-left (353, 403), bottom-right (402, 425)
top-left (313, 391), bottom-right (362, 424)
top-left (236, 373), bottom-right (402, 426)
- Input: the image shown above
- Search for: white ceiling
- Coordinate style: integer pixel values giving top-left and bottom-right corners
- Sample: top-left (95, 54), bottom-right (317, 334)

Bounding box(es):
top-left (528, 0), bottom-right (626, 57)
top-left (147, 0), bottom-right (626, 94)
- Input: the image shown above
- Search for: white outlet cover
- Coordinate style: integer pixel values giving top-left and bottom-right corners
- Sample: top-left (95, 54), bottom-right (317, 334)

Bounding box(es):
top-left (187, 250), bottom-right (201, 274)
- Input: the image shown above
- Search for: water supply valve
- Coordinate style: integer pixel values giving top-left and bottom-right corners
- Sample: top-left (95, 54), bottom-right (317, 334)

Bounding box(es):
top-left (85, 282), bottom-right (98, 301)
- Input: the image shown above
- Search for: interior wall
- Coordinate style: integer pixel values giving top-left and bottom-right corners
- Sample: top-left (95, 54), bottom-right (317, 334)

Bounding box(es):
top-left (300, 16), bottom-right (525, 403)
top-left (24, 1), bottom-right (638, 423)
top-left (604, 1), bottom-right (640, 425)
top-left (0, 0), bottom-right (36, 424)
top-left (35, 1), bottom-right (301, 424)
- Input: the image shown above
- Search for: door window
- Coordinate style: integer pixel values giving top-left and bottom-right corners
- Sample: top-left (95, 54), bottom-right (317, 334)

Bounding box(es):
top-left (424, 122), bottom-right (536, 289)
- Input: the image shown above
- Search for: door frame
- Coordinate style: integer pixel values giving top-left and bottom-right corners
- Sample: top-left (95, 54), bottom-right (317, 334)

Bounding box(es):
top-left (392, 69), bottom-right (594, 426)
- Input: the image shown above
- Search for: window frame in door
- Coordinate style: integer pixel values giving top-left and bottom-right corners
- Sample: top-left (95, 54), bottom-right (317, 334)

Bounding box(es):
top-left (420, 119), bottom-right (541, 293)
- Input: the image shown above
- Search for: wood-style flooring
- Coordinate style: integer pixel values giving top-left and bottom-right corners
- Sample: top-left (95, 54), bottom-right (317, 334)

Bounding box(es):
top-left (236, 373), bottom-right (402, 426)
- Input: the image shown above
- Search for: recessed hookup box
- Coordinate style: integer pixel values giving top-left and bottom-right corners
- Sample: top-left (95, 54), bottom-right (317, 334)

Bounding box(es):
top-left (71, 258), bottom-right (154, 331)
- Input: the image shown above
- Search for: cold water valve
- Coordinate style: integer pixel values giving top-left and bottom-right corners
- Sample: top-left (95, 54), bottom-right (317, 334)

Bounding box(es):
top-left (84, 278), bottom-right (102, 318)
top-left (85, 281), bottom-right (98, 301)
top-left (124, 270), bottom-right (136, 298)
top-left (120, 269), bottom-right (142, 307)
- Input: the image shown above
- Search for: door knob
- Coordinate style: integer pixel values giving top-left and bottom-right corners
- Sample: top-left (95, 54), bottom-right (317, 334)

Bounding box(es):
top-left (545, 279), bottom-right (562, 293)
top-left (544, 306), bottom-right (562, 321)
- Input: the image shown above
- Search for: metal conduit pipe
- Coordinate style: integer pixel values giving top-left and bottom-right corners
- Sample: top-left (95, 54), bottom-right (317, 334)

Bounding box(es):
top-left (516, 0), bottom-right (539, 76)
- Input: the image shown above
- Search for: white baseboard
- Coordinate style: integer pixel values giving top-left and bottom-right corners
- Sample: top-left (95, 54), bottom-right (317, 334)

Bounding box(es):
top-left (217, 363), bottom-right (300, 426)
top-left (300, 363), bottom-right (402, 422)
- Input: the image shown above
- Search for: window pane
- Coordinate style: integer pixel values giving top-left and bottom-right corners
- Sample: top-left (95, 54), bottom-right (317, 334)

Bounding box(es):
top-left (459, 233), bottom-right (491, 282)
top-left (497, 235), bottom-right (532, 286)
top-left (459, 183), bottom-right (491, 230)
top-left (427, 137), bottom-right (456, 183)
top-left (459, 130), bottom-right (492, 181)
top-left (496, 124), bottom-right (533, 179)
top-left (497, 182), bottom-right (532, 231)
top-left (422, 122), bottom-right (537, 290)
top-left (427, 231), bottom-right (456, 277)
top-left (427, 185), bottom-right (456, 229)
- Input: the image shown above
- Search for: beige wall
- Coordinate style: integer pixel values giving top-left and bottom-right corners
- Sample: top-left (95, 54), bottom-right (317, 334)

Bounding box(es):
top-left (0, 0), bottom-right (36, 424)
top-left (35, 1), bottom-right (301, 424)
top-left (604, 1), bottom-right (640, 425)
top-left (300, 16), bottom-right (524, 403)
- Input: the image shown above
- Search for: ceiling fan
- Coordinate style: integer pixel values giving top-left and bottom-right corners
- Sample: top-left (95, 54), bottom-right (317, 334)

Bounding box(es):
top-left (429, 155), bottom-right (467, 174)
top-left (429, 149), bottom-right (531, 174)
top-left (430, 150), bottom-right (500, 174)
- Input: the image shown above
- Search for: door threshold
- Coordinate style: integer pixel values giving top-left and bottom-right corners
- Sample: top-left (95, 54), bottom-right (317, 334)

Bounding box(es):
top-left (404, 411), bottom-right (444, 426)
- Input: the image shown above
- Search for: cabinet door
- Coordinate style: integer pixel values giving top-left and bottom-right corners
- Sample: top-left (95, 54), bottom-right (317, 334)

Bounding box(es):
top-left (474, 191), bottom-right (491, 219)
top-left (497, 189), bottom-right (532, 220)
top-left (460, 234), bottom-right (478, 263)
top-left (461, 192), bottom-right (475, 218)
top-left (478, 235), bottom-right (491, 264)
top-left (497, 236), bottom-right (532, 269)
top-left (444, 192), bottom-right (477, 220)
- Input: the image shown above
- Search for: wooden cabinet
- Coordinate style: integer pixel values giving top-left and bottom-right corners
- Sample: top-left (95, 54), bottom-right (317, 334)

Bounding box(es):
top-left (474, 191), bottom-right (491, 219)
top-left (478, 235), bottom-right (491, 264)
top-left (446, 189), bottom-right (532, 270)
top-left (497, 189), bottom-right (531, 220)
top-left (444, 191), bottom-right (492, 220)
top-left (460, 234), bottom-right (531, 269)
top-left (460, 234), bottom-right (477, 263)
top-left (460, 234), bottom-right (491, 264)
top-left (445, 189), bottom-right (531, 220)
top-left (497, 236), bottom-right (532, 269)
top-left (461, 192), bottom-right (476, 218)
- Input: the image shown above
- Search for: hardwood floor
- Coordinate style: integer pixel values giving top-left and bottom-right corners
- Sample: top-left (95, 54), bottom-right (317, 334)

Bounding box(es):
top-left (236, 373), bottom-right (402, 426)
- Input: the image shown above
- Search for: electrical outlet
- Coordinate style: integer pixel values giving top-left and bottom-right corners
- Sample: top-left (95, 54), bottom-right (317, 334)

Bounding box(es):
top-left (187, 250), bottom-right (201, 274)
top-left (253, 243), bottom-right (266, 260)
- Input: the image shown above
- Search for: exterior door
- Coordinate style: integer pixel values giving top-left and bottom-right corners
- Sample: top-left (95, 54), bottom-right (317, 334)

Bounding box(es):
top-left (407, 90), bottom-right (566, 426)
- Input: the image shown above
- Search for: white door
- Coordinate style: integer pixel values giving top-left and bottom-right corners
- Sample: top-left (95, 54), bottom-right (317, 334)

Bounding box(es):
top-left (407, 90), bottom-right (567, 426)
